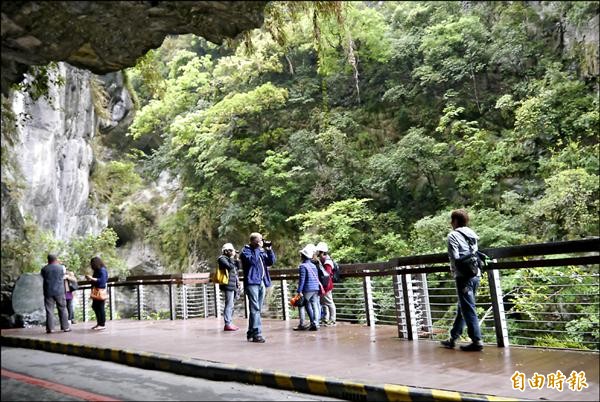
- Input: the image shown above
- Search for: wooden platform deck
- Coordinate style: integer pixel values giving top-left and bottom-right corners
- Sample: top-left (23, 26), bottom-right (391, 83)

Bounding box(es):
top-left (2, 318), bottom-right (598, 401)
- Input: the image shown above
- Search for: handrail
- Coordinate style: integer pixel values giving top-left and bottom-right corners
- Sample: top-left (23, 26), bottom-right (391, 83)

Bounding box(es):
top-left (268, 237), bottom-right (600, 280)
top-left (73, 238), bottom-right (598, 285)
top-left (69, 238), bottom-right (598, 350)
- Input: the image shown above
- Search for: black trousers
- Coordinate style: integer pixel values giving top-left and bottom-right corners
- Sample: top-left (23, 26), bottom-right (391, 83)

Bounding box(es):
top-left (92, 299), bottom-right (106, 326)
top-left (44, 294), bottom-right (69, 332)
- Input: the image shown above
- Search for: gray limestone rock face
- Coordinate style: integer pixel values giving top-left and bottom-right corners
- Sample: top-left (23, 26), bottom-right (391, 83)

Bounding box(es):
top-left (1, 1), bottom-right (268, 95)
top-left (12, 273), bottom-right (45, 326)
top-left (10, 63), bottom-right (107, 241)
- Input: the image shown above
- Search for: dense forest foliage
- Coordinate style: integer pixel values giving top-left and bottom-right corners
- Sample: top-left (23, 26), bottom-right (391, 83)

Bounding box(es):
top-left (117, 1), bottom-right (598, 269)
top-left (107, 1), bottom-right (598, 349)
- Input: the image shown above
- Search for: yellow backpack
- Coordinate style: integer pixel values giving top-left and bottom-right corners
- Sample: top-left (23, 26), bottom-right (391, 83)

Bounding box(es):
top-left (211, 266), bottom-right (229, 285)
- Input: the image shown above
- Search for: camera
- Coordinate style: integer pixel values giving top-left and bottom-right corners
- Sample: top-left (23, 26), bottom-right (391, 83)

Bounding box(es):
top-left (263, 240), bottom-right (272, 248)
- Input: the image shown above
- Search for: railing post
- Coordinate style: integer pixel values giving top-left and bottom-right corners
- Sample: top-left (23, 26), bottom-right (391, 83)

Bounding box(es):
top-left (81, 289), bottom-right (87, 323)
top-left (214, 284), bottom-right (221, 318)
top-left (393, 274), bottom-right (403, 338)
top-left (487, 269), bottom-right (509, 347)
top-left (182, 284), bottom-right (188, 320)
top-left (169, 282), bottom-right (175, 320)
top-left (401, 273), bottom-right (418, 340)
top-left (136, 282), bottom-right (143, 320)
top-left (108, 284), bottom-right (114, 321)
top-left (363, 276), bottom-right (375, 326)
top-left (202, 284), bottom-right (209, 318)
top-left (243, 287), bottom-right (249, 319)
top-left (281, 280), bottom-right (290, 321)
top-left (417, 273), bottom-right (433, 335)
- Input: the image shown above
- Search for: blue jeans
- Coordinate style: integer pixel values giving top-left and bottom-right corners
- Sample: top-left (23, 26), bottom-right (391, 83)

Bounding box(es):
top-left (246, 283), bottom-right (265, 338)
top-left (304, 291), bottom-right (320, 328)
top-left (223, 289), bottom-right (235, 325)
top-left (450, 276), bottom-right (482, 343)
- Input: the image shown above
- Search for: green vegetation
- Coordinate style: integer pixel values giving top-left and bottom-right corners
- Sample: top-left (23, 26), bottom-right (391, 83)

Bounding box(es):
top-left (1, 221), bottom-right (127, 278)
top-left (90, 1), bottom-right (598, 347)
top-left (122, 2), bottom-right (597, 268)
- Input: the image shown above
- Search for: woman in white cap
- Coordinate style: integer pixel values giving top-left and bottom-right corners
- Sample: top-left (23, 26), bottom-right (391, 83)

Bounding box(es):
top-left (295, 244), bottom-right (321, 331)
top-left (316, 242), bottom-right (336, 326)
top-left (218, 243), bottom-right (241, 331)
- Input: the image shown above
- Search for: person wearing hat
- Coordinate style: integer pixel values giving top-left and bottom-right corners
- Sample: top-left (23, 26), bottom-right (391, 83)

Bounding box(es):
top-left (316, 242), bottom-right (336, 327)
top-left (296, 244), bottom-right (321, 331)
top-left (218, 243), bottom-right (241, 331)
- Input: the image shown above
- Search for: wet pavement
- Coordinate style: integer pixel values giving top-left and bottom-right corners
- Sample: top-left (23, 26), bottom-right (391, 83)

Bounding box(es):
top-left (2, 318), bottom-right (598, 401)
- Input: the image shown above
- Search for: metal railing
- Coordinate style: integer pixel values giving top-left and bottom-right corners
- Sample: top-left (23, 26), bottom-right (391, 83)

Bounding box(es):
top-left (73, 238), bottom-right (599, 350)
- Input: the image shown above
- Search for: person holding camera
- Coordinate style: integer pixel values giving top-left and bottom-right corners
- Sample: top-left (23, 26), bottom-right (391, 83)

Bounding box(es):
top-left (218, 243), bottom-right (241, 331)
top-left (440, 209), bottom-right (483, 352)
top-left (240, 232), bottom-right (276, 343)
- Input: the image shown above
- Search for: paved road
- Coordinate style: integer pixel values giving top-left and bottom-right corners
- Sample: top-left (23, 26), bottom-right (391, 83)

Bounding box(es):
top-left (1, 347), bottom-right (343, 401)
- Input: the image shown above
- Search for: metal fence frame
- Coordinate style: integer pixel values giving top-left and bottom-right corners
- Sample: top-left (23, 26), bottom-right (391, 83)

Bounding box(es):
top-left (74, 238), bottom-right (599, 349)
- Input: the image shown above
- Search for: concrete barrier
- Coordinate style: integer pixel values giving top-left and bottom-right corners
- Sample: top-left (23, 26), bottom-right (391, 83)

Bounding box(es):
top-left (1, 335), bottom-right (525, 402)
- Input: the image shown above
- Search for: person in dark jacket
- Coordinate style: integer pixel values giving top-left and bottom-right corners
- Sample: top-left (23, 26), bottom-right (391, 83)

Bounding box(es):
top-left (441, 209), bottom-right (483, 351)
top-left (64, 270), bottom-right (78, 324)
top-left (40, 254), bottom-right (71, 334)
top-left (316, 242), bottom-right (336, 326)
top-left (218, 243), bottom-right (241, 331)
top-left (240, 232), bottom-right (276, 343)
top-left (296, 244), bottom-right (321, 331)
top-left (85, 256), bottom-right (109, 331)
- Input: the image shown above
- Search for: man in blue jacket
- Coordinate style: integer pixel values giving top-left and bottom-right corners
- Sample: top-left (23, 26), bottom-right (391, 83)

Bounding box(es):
top-left (240, 232), bottom-right (276, 343)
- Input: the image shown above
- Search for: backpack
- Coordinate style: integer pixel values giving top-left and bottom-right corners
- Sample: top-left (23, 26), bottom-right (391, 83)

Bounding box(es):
top-left (331, 260), bottom-right (341, 283)
top-left (211, 266), bottom-right (229, 285)
top-left (453, 231), bottom-right (484, 278)
top-left (315, 260), bottom-right (330, 289)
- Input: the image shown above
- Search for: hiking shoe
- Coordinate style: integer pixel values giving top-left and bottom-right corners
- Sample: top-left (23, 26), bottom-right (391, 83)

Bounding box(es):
top-left (250, 336), bottom-right (266, 343)
top-left (224, 324), bottom-right (239, 331)
top-left (440, 338), bottom-right (456, 349)
top-left (293, 324), bottom-right (309, 331)
top-left (460, 342), bottom-right (483, 352)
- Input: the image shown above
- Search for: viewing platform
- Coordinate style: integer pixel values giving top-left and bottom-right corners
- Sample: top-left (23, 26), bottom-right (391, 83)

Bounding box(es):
top-left (2, 317), bottom-right (598, 401)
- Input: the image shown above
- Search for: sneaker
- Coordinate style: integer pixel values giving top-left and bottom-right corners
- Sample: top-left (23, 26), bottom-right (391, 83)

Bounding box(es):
top-left (460, 342), bottom-right (483, 352)
top-left (440, 338), bottom-right (456, 349)
top-left (309, 324), bottom-right (318, 331)
top-left (224, 324), bottom-right (239, 331)
top-left (328, 321), bottom-right (337, 327)
top-left (46, 330), bottom-right (53, 334)
top-left (63, 328), bottom-right (72, 333)
top-left (71, 320), bottom-right (77, 324)
top-left (250, 336), bottom-right (266, 343)
top-left (93, 326), bottom-right (106, 331)
top-left (91, 325), bottom-right (99, 330)
top-left (293, 324), bottom-right (309, 331)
